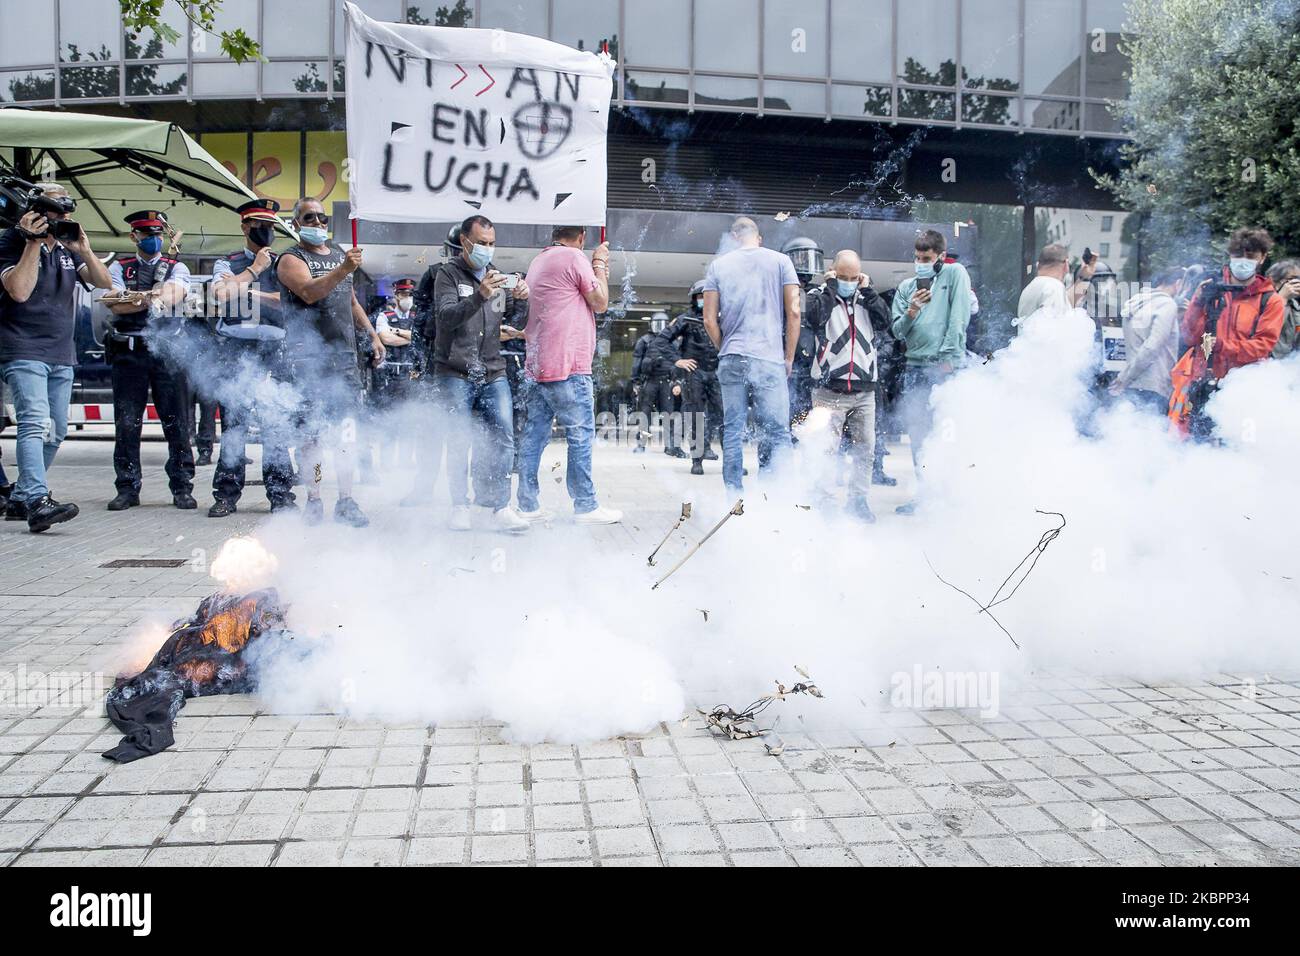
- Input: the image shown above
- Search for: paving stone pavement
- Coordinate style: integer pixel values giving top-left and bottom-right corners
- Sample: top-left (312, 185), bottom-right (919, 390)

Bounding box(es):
top-left (1, 432), bottom-right (1299, 867)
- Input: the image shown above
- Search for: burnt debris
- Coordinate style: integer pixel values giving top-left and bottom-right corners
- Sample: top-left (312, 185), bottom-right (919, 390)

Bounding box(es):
top-left (103, 588), bottom-right (291, 763)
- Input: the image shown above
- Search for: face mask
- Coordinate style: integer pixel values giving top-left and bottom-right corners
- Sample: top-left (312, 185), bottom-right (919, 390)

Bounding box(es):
top-left (693, 297), bottom-right (704, 313)
top-left (835, 278), bottom-right (859, 298)
top-left (466, 243), bottom-right (493, 270)
top-left (137, 235), bottom-right (163, 256)
top-left (915, 262), bottom-right (935, 279)
top-left (396, 296), bottom-right (414, 312)
top-left (298, 225), bottom-right (329, 246)
top-left (1229, 257), bottom-right (1257, 281)
top-left (248, 224), bottom-right (273, 248)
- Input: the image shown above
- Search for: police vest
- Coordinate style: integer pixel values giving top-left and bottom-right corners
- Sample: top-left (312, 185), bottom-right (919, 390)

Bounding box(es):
top-left (379, 309), bottom-right (415, 366)
top-left (113, 256), bottom-right (179, 334)
top-left (220, 248), bottom-right (283, 330)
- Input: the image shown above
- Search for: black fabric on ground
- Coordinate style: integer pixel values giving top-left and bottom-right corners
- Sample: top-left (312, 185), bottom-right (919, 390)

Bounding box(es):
top-left (102, 588), bottom-right (287, 763)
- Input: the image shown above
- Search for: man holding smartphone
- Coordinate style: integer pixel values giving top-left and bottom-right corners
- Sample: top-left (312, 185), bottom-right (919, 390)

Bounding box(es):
top-left (889, 229), bottom-right (971, 514)
top-left (431, 214), bottom-right (531, 532)
top-left (0, 183), bottom-right (112, 532)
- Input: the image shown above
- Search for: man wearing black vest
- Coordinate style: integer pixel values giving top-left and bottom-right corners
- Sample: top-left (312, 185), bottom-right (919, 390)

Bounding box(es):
top-left (206, 198), bottom-right (297, 517)
top-left (103, 210), bottom-right (195, 511)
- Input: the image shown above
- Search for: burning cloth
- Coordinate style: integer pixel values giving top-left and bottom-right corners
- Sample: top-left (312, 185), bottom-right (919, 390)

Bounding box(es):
top-left (103, 589), bottom-right (290, 763)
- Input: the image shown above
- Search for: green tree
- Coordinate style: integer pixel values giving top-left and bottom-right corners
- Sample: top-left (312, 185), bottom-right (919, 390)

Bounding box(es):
top-left (1097, 0), bottom-right (1300, 265)
top-left (120, 0), bottom-right (261, 63)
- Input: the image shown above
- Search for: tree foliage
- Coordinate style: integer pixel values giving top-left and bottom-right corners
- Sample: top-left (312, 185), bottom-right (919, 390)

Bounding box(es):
top-left (1098, 0), bottom-right (1300, 265)
top-left (120, 0), bottom-right (262, 63)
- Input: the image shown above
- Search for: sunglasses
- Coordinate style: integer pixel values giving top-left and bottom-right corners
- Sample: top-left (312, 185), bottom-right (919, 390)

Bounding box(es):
top-left (298, 212), bottom-right (329, 226)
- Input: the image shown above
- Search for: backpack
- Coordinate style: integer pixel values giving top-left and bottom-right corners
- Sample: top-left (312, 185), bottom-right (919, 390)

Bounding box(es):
top-left (1168, 291), bottom-right (1272, 435)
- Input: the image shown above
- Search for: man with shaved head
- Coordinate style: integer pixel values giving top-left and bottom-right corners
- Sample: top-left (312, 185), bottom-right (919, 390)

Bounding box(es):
top-left (803, 250), bottom-right (891, 522)
top-left (701, 216), bottom-right (801, 495)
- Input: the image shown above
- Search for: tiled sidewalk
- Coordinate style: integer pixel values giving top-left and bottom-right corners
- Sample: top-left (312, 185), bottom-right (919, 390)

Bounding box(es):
top-left (1, 437), bottom-right (1298, 866)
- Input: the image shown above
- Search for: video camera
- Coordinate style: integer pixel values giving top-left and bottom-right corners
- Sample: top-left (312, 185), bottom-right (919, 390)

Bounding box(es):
top-left (0, 175), bottom-right (81, 242)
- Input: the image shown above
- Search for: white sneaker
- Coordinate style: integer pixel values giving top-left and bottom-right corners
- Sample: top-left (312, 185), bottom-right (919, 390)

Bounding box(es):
top-left (517, 506), bottom-right (554, 523)
top-left (489, 506), bottom-right (530, 533)
top-left (574, 506), bottom-right (623, 525)
top-left (449, 505), bottom-right (472, 531)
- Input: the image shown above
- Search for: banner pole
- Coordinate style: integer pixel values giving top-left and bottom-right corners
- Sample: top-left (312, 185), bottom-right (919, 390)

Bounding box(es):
top-left (351, 217), bottom-right (359, 246)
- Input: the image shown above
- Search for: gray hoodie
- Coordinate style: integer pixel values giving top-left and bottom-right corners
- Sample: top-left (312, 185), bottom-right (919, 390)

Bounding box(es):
top-left (1116, 290), bottom-right (1180, 398)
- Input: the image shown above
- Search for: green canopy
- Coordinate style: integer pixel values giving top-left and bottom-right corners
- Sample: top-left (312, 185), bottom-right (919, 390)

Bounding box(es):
top-left (0, 108), bottom-right (293, 257)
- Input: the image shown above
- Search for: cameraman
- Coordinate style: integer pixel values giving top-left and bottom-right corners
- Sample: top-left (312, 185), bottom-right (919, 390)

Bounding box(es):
top-left (0, 183), bottom-right (111, 533)
top-left (1180, 227), bottom-right (1284, 438)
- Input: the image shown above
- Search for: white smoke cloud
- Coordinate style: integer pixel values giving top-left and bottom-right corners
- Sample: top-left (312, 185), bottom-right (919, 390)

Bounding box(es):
top-left (141, 305), bottom-right (1300, 743)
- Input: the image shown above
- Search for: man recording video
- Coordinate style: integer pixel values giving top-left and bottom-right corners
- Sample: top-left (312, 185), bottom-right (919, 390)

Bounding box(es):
top-left (0, 181), bottom-right (111, 533)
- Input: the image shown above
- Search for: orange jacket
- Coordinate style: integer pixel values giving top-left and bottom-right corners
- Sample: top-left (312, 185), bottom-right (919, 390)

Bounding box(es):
top-left (1180, 270), bottom-right (1284, 380)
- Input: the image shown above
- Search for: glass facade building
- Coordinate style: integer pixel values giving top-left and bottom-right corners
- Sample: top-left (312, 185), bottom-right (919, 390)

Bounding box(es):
top-left (1, 0), bottom-right (1131, 138)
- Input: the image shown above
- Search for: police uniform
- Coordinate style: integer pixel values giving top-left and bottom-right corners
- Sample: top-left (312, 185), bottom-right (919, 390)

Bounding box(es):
top-left (370, 278), bottom-right (419, 410)
top-left (662, 285), bottom-right (722, 464)
top-left (206, 199), bottom-right (296, 515)
top-left (105, 210), bottom-right (195, 509)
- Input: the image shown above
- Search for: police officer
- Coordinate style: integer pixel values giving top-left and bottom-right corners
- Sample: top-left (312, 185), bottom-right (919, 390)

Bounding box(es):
top-left (103, 210), bottom-right (195, 511)
top-left (632, 313), bottom-right (684, 456)
top-left (661, 280), bottom-right (722, 475)
top-left (368, 277), bottom-right (420, 468)
top-left (779, 236), bottom-right (823, 430)
top-left (206, 198), bottom-right (296, 517)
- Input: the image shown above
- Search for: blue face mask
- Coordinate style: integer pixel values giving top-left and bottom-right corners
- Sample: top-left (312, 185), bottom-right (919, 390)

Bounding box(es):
top-left (298, 225), bottom-right (329, 246)
top-left (137, 235), bottom-right (163, 256)
top-left (835, 278), bottom-right (859, 298)
top-left (914, 262), bottom-right (935, 279)
top-left (467, 243), bottom-right (493, 270)
top-left (1229, 257), bottom-right (1257, 281)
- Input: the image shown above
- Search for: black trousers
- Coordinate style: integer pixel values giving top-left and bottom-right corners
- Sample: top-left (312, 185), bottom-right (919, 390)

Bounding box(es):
top-left (636, 375), bottom-right (682, 450)
top-left (109, 344), bottom-right (194, 495)
top-left (187, 386), bottom-right (218, 456)
top-left (683, 368), bottom-right (722, 460)
top-left (212, 400), bottom-right (295, 506)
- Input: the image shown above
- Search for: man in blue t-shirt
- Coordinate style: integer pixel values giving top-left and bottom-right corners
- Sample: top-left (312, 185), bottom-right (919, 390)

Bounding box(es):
top-left (701, 217), bottom-right (801, 495)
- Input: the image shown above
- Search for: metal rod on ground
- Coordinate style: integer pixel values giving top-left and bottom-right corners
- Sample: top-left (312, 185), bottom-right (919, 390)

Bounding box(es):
top-left (651, 499), bottom-right (743, 590)
top-left (647, 503), bottom-right (692, 567)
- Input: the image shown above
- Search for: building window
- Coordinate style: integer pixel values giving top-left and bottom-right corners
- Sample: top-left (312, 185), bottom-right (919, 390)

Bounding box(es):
top-left (624, 0), bottom-right (690, 68)
top-left (694, 0), bottom-right (759, 74)
top-left (1099, 242), bottom-right (1111, 257)
top-left (1101, 215), bottom-right (1114, 232)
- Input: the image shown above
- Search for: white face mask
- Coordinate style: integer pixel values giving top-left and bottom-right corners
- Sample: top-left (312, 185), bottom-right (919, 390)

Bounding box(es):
top-left (396, 296), bottom-right (414, 312)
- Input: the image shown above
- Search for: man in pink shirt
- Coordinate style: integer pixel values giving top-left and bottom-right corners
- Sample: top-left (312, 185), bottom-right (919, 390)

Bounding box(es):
top-left (515, 225), bottom-right (621, 524)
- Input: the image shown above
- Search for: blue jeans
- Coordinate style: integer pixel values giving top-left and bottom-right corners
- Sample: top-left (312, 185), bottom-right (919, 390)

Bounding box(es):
top-left (0, 360), bottom-right (74, 503)
top-left (437, 373), bottom-right (515, 510)
top-left (718, 354), bottom-right (790, 493)
top-left (517, 373), bottom-right (597, 514)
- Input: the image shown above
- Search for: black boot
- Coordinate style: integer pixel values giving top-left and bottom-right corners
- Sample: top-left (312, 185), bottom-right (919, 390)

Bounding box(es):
top-left (207, 498), bottom-right (237, 518)
top-left (664, 446), bottom-right (688, 459)
top-left (106, 491), bottom-right (140, 511)
top-left (5, 497), bottom-right (28, 521)
top-left (173, 492), bottom-right (198, 510)
top-left (702, 447), bottom-right (719, 461)
top-left (27, 495), bottom-right (79, 533)
top-left (690, 460), bottom-right (704, 476)
top-left (0, 482), bottom-right (12, 509)
top-left (872, 468), bottom-right (898, 486)
top-left (196, 451), bottom-right (213, 467)
top-left (269, 498), bottom-right (299, 515)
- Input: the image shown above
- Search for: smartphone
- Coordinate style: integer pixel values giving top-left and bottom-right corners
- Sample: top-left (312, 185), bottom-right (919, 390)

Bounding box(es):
top-left (499, 273), bottom-right (519, 290)
top-left (916, 277), bottom-right (934, 292)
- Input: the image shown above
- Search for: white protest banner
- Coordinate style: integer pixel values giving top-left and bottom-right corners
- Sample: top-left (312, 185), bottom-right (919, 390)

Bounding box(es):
top-left (342, 2), bottom-right (613, 226)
